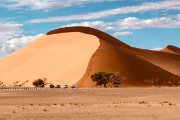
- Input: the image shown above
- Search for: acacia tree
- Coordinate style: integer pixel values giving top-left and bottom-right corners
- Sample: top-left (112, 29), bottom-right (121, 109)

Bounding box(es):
top-left (33, 78), bottom-right (47, 87)
top-left (110, 73), bottom-right (122, 86)
top-left (91, 72), bottom-right (122, 88)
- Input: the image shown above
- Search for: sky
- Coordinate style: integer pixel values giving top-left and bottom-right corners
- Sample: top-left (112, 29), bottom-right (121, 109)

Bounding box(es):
top-left (0, 0), bottom-right (180, 58)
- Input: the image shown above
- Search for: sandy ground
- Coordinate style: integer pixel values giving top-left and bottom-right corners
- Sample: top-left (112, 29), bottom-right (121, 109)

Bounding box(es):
top-left (0, 88), bottom-right (180, 120)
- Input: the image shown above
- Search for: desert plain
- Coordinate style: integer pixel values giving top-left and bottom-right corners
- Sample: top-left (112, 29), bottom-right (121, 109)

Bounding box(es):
top-left (0, 87), bottom-right (180, 120)
top-left (0, 0), bottom-right (180, 119)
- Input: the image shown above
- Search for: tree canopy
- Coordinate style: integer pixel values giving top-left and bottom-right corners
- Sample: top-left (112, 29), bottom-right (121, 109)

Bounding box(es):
top-left (91, 72), bottom-right (122, 87)
top-left (32, 78), bottom-right (46, 87)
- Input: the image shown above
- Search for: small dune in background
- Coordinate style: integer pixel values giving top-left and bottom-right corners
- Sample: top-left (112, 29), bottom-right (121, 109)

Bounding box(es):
top-left (0, 26), bottom-right (179, 87)
top-left (161, 45), bottom-right (180, 55)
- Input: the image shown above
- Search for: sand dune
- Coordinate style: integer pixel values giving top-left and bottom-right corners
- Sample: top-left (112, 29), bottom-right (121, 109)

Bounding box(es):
top-left (0, 26), bottom-right (179, 87)
top-left (0, 32), bottom-right (100, 86)
top-left (161, 45), bottom-right (180, 55)
top-left (47, 26), bottom-right (179, 87)
top-left (78, 39), bottom-right (175, 87)
top-left (125, 47), bottom-right (180, 76)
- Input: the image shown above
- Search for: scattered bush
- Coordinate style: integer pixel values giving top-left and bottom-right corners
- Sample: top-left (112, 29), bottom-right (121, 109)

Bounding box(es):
top-left (0, 81), bottom-right (3, 86)
top-left (12, 80), bottom-right (20, 86)
top-left (19, 80), bottom-right (29, 86)
top-left (144, 75), bottom-right (180, 87)
top-left (144, 78), bottom-right (160, 87)
top-left (166, 75), bottom-right (180, 87)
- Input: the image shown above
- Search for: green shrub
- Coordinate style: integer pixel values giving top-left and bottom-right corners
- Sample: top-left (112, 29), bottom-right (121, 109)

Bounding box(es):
top-left (33, 78), bottom-right (46, 87)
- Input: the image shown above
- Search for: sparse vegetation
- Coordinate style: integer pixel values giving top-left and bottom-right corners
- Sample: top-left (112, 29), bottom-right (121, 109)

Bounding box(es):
top-left (12, 80), bottom-right (20, 86)
top-left (10, 80), bottom-right (29, 87)
top-left (166, 75), bottom-right (180, 87)
top-left (144, 78), bottom-right (160, 87)
top-left (30, 104), bottom-right (33, 106)
top-left (0, 81), bottom-right (3, 86)
top-left (139, 101), bottom-right (146, 104)
top-left (144, 75), bottom-right (180, 87)
top-left (91, 72), bottom-right (123, 88)
top-left (32, 78), bottom-right (47, 87)
top-left (19, 80), bottom-right (29, 86)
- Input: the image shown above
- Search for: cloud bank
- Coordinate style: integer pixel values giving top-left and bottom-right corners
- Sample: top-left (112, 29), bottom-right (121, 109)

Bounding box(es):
top-left (0, 34), bottom-right (43, 57)
top-left (0, 0), bottom-right (116, 10)
top-left (63, 15), bottom-right (180, 37)
top-left (0, 21), bottom-right (23, 42)
top-left (113, 32), bottom-right (133, 37)
top-left (0, 20), bottom-right (43, 57)
top-left (27, 0), bottom-right (180, 23)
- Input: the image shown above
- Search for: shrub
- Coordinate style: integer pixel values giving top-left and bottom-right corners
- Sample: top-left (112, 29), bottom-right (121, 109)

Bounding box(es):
top-left (33, 78), bottom-right (46, 87)
top-left (144, 78), bottom-right (160, 86)
top-left (0, 81), bottom-right (3, 86)
top-left (166, 75), bottom-right (180, 87)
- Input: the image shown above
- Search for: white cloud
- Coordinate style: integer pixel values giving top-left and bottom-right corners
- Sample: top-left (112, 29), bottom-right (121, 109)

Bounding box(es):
top-left (0, 34), bottom-right (43, 57)
top-left (0, 20), bottom-right (44, 58)
top-left (0, 0), bottom-right (116, 10)
top-left (0, 21), bottom-right (23, 41)
top-left (114, 16), bottom-right (180, 30)
top-left (63, 21), bottom-right (113, 31)
top-left (113, 31), bottom-right (132, 37)
top-left (151, 48), bottom-right (163, 51)
top-left (175, 14), bottom-right (180, 20)
top-left (62, 15), bottom-right (180, 32)
top-left (27, 0), bottom-right (180, 23)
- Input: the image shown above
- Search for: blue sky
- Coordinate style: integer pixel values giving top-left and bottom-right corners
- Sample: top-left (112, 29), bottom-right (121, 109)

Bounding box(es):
top-left (0, 0), bottom-right (180, 58)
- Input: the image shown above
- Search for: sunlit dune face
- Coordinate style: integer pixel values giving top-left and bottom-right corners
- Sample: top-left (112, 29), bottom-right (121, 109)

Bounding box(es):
top-left (0, 32), bottom-right (100, 87)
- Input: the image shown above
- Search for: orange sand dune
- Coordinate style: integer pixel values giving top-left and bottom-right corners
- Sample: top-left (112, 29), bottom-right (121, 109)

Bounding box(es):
top-left (0, 32), bottom-right (100, 86)
top-left (47, 26), bottom-right (179, 87)
top-left (125, 47), bottom-right (180, 76)
top-left (161, 45), bottom-right (180, 55)
top-left (0, 26), bottom-right (179, 87)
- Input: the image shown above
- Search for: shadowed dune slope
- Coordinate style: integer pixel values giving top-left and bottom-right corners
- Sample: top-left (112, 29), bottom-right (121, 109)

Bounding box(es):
top-left (125, 47), bottom-right (180, 76)
top-left (47, 26), bottom-right (180, 87)
top-left (0, 32), bottom-right (100, 86)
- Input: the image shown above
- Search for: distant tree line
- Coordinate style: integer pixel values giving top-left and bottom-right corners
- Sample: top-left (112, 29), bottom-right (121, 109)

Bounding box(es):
top-left (144, 75), bottom-right (180, 87)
